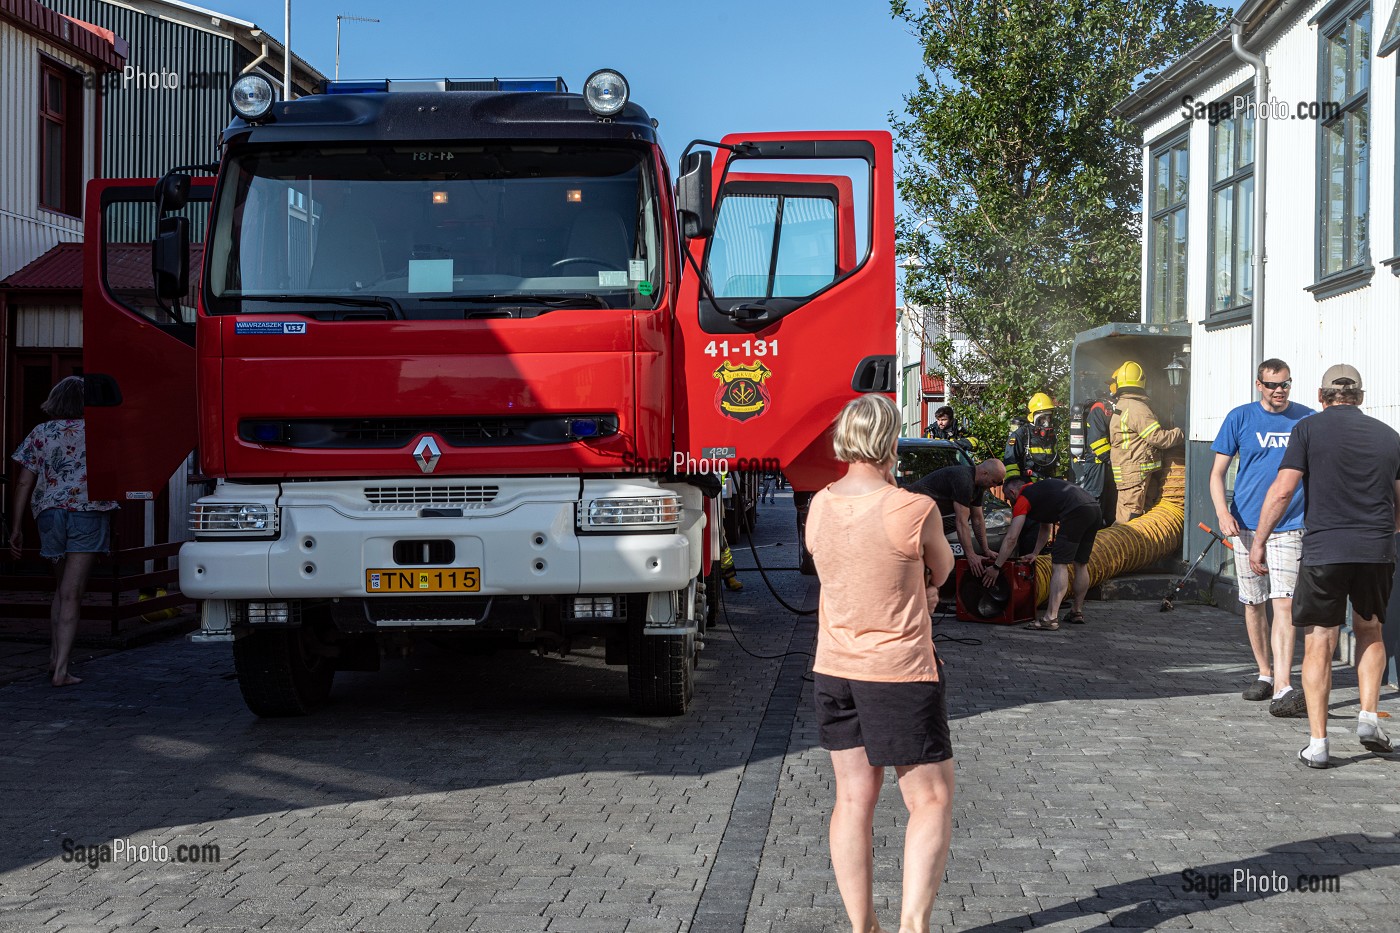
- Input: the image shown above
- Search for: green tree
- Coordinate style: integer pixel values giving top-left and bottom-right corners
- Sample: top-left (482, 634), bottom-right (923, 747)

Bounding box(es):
top-left (893, 0), bottom-right (1228, 449)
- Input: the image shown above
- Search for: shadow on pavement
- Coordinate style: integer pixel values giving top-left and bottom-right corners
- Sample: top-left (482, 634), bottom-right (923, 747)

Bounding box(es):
top-left (955, 832), bottom-right (1400, 932)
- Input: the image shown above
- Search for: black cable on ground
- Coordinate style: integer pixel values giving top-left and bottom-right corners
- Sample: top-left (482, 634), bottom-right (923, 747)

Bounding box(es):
top-left (742, 522), bottom-right (816, 617)
top-left (707, 501), bottom-right (818, 665)
top-left (928, 607), bottom-right (984, 647)
top-left (715, 575), bottom-right (815, 664)
top-left (933, 631), bottom-right (983, 647)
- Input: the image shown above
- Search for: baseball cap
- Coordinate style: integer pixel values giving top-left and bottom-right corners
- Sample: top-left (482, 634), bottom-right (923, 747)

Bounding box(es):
top-left (1320, 363), bottom-right (1363, 390)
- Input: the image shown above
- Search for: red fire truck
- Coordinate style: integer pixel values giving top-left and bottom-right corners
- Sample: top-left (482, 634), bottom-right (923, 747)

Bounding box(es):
top-left (82, 70), bottom-right (895, 716)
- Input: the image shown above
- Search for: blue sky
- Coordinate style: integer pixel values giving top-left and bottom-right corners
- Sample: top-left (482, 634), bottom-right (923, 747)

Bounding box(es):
top-left (233, 0), bottom-right (926, 164)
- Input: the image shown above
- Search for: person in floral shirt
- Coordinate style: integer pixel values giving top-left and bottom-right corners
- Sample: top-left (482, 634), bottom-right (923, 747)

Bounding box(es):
top-left (8, 376), bottom-right (118, 687)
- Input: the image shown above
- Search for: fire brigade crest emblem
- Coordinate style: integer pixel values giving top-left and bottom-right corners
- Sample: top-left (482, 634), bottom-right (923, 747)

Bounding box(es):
top-left (712, 361), bottom-right (773, 422)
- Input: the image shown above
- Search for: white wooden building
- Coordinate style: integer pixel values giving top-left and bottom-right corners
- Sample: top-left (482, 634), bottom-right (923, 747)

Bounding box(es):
top-left (0, 0), bottom-right (124, 282)
top-left (1117, 0), bottom-right (1400, 559)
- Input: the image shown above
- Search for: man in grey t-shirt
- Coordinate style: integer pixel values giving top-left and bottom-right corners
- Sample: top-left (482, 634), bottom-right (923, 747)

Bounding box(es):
top-left (1250, 364), bottom-right (1400, 768)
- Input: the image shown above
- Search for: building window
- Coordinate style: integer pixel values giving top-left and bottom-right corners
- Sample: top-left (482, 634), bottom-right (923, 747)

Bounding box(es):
top-left (39, 60), bottom-right (83, 217)
top-left (1315, 1), bottom-right (1371, 284)
top-left (1148, 130), bottom-right (1189, 323)
top-left (1209, 93), bottom-right (1254, 322)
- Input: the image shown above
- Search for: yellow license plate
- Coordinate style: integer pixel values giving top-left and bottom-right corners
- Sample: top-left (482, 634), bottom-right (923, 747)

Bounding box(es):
top-left (365, 568), bottom-right (480, 593)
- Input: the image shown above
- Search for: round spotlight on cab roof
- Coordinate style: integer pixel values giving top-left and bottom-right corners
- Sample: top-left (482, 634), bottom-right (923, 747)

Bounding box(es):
top-left (230, 73), bottom-right (277, 121)
top-left (583, 69), bottom-right (629, 117)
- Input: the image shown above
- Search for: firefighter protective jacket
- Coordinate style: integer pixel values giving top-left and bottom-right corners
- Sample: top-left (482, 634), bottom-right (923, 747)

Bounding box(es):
top-left (1004, 420), bottom-right (1060, 481)
top-left (1108, 389), bottom-right (1183, 487)
top-left (1087, 400), bottom-right (1113, 463)
top-left (1073, 399), bottom-right (1114, 497)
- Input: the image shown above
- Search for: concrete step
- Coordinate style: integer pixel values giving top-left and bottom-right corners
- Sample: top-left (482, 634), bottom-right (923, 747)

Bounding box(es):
top-left (1092, 572), bottom-right (1182, 603)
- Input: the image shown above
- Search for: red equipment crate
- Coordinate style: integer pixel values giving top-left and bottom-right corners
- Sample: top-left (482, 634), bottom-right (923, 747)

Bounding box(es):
top-left (954, 558), bottom-right (1037, 624)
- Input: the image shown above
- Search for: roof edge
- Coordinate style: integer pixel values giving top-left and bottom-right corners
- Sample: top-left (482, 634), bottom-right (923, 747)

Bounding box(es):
top-left (0, 0), bottom-right (125, 69)
top-left (1114, 0), bottom-right (1308, 127)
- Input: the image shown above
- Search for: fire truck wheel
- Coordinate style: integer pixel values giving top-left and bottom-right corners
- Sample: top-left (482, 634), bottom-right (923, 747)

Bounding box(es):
top-left (232, 626), bottom-right (336, 717)
top-left (627, 623), bottom-right (694, 716)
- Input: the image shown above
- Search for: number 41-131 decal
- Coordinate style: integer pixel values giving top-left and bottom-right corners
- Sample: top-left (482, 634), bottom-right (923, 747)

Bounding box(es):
top-left (703, 339), bottom-right (778, 357)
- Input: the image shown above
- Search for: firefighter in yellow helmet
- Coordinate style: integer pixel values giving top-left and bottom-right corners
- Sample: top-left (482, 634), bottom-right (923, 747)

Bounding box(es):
top-left (1107, 361), bottom-right (1183, 522)
top-left (1003, 392), bottom-right (1061, 482)
top-left (1003, 392), bottom-right (1062, 555)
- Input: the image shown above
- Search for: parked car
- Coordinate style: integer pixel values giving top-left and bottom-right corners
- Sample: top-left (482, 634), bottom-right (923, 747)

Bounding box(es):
top-left (894, 437), bottom-right (1013, 559)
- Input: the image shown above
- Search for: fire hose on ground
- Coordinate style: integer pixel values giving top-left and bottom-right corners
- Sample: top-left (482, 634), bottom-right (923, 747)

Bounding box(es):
top-left (1031, 456), bottom-right (1188, 606)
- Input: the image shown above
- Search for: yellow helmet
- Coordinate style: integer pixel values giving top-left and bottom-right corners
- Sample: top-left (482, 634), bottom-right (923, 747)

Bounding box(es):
top-left (1027, 392), bottom-right (1055, 417)
top-left (1117, 361), bottom-right (1145, 389)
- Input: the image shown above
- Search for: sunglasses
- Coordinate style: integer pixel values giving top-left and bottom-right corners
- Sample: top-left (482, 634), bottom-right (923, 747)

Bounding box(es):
top-left (1259, 379), bottom-right (1292, 390)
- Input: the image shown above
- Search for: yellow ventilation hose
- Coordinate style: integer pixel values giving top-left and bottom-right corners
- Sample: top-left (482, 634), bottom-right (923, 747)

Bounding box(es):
top-left (1032, 455), bottom-right (1187, 605)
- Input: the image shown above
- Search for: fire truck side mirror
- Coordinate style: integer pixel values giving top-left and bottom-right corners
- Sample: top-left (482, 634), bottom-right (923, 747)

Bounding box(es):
top-left (155, 172), bottom-right (191, 213)
top-left (152, 216), bottom-right (191, 300)
top-left (676, 150), bottom-right (713, 239)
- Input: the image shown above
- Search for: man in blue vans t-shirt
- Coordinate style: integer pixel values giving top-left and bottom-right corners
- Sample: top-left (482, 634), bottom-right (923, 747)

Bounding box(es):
top-left (1209, 359), bottom-right (1313, 717)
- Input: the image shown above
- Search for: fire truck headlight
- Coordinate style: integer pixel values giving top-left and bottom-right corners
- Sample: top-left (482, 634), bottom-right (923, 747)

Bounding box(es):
top-left (582, 495), bottom-right (681, 530)
top-left (583, 69), bottom-right (629, 117)
top-left (190, 502), bottom-right (280, 538)
top-left (230, 74), bottom-right (277, 122)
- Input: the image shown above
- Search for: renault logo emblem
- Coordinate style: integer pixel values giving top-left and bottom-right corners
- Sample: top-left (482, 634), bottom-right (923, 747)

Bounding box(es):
top-left (412, 437), bottom-right (441, 474)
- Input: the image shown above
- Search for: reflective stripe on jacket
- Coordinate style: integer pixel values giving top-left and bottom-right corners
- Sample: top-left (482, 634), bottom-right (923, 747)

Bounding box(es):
top-left (1108, 391), bottom-right (1182, 486)
top-left (1004, 422), bottom-right (1059, 480)
top-left (1087, 401), bottom-right (1113, 460)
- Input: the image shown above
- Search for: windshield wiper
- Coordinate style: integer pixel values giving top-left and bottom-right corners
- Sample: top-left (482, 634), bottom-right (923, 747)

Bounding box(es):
top-left (422, 292), bottom-right (610, 308)
top-left (236, 294), bottom-right (405, 319)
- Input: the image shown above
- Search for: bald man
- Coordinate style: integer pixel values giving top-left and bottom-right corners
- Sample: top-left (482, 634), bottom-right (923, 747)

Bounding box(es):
top-left (906, 459), bottom-right (1007, 576)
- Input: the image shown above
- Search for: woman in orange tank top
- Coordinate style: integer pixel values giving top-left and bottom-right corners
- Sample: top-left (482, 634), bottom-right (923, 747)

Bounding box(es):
top-left (806, 393), bottom-right (955, 933)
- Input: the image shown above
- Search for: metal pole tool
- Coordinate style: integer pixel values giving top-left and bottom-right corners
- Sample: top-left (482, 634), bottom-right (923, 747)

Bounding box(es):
top-left (1161, 522), bottom-right (1234, 612)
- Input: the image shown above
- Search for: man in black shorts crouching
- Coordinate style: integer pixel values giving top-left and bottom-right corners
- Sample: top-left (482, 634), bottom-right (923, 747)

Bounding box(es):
top-left (982, 476), bottom-right (1101, 631)
top-left (1250, 364), bottom-right (1400, 768)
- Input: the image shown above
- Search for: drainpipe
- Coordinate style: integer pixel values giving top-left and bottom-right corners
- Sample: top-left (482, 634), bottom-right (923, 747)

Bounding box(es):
top-left (241, 38), bottom-right (270, 75)
top-left (1230, 18), bottom-right (1267, 372)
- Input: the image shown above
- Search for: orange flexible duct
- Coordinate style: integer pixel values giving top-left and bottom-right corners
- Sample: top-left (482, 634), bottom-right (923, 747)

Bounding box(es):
top-left (1033, 455), bottom-right (1187, 605)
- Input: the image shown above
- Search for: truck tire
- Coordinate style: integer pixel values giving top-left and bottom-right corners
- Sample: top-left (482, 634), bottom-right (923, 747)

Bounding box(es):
top-left (627, 622), bottom-right (694, 716)
top-left (232, 627), bottom-right (335, 717)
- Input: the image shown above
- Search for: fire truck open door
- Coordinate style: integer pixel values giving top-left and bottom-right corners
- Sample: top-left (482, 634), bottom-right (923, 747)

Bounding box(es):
top-left (81, 177), bottom-right (214, 502)
top-left (674, 132), bottom-right (896, 491)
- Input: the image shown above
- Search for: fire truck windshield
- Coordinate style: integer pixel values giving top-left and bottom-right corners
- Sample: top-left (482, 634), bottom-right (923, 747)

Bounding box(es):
top-left (205, 144), bottom-right (663, 317)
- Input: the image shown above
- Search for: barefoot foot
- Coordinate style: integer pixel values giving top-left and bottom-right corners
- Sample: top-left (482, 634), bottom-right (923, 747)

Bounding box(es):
top-left (51, 673), bottom-right (82, 687)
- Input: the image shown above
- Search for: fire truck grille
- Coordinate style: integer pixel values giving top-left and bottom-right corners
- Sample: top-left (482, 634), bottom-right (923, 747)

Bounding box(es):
top-left (345, 419), bottom-right (517, 443)
top-left (364, 485), bottom-right (498, 505)
top-left (238, 415), bottom-right (618, 448)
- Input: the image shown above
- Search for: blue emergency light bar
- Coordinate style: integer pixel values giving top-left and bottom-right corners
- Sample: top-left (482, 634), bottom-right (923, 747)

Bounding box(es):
top-left (323, 77), bottom-right (568, 95)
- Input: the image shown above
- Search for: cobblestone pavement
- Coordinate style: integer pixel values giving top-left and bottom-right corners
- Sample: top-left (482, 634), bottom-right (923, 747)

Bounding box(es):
top-left (3, 491), bottom-right (1399, 932)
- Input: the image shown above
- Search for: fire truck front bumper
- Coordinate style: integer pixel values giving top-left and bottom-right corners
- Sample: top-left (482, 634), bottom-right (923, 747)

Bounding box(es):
top-left (179, 479), bottom-right (704, 600)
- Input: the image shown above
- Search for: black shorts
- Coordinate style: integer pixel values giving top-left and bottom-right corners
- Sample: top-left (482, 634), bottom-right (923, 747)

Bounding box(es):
top-left (813, 670), bottom-right (952, 767)
top-left (1050, 504), bottom-right (1101, 565)
top-left (1292, 562), bottom-right (1395, 628)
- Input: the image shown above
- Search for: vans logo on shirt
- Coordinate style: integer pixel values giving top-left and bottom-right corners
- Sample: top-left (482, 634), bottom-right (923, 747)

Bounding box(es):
top-left (1255, 431), bottom-right (1291, 448)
